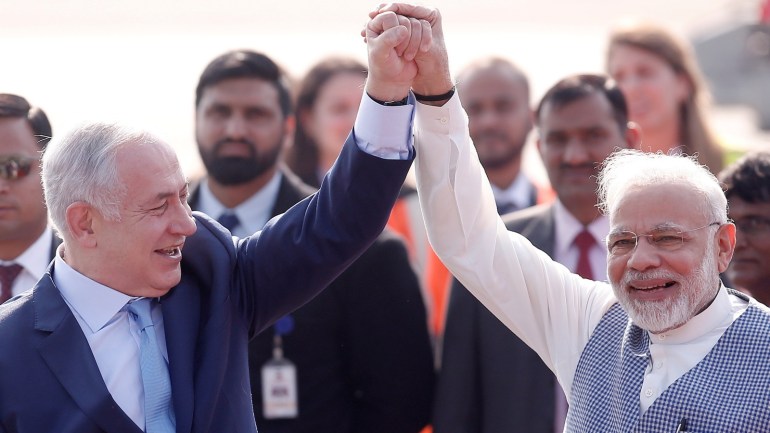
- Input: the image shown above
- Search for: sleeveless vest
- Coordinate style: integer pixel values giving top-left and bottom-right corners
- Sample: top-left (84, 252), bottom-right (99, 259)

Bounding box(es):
top-left (566, 297), bottom-right (770, 432)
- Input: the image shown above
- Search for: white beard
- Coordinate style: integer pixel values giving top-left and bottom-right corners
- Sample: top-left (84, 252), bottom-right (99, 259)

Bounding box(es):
top-left (612, 243), bottom-right (719, 333)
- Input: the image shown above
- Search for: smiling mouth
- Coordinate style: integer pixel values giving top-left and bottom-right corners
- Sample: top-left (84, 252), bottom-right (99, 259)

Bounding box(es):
top-left (631, 281), bottom-right (676, 291)
top-left (157, 247), bottom-right (182, 258)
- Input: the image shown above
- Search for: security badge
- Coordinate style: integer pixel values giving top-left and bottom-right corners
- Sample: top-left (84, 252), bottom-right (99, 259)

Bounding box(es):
top-left (262, 315), bottom-right (298, 419)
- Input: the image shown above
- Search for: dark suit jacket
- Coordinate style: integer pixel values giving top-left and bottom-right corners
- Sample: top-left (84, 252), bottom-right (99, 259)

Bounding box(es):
top-left (0, 138), bottom-right (412, 433)
top-left (191, 168), bottom-right (435, 433)
top-left (434, 204), bottom-right (559, 433)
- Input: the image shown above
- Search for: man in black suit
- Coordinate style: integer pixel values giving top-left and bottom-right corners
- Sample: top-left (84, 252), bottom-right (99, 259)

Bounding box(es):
top-left (434, 74), bottom-right (639, 433)
top-left (0, 94), bottom-right (59, 303)
top-left (189, 50), bottom-right (434, 433)
top-left (0, 14), bottom-right (429, 432)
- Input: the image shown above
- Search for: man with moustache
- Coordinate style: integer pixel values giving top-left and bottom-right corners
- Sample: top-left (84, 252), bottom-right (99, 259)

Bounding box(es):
top-left (0, 94), bottom-right (59, 303)
top-left (435, 74), bottom-right (638, 433)
top-left (720, 151), bottom-right (770, 306)
top-left (189, 50), bottom-right (434, 433)
top-left (362, 3), bottom-right (770, 431)
top-left (0, 10), bottom-right (431, 431)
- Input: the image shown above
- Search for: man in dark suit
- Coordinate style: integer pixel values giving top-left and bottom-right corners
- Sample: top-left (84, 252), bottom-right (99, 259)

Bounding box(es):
top-left (0, 94), bottom-right (59, 303)
top-left (0, 15), bottom-right (428, 433)
top-left (434, 74), bottom-right (639, 433)
top-left (189, 49), bottom-right (434, 433)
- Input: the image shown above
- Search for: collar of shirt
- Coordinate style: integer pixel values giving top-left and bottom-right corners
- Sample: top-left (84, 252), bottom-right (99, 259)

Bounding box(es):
top-left (648, 285), bottom-right (746, 345)
top-left (490, 171), bottom-right (535, 211)
top-left (553, 199), bottom-right (608, 258)
top-left (1, 228), bottom-right (53, 296)
top-left (197, 171), bottom-right (283, 238)
top-left (53, 253), bottom-right (134, 334)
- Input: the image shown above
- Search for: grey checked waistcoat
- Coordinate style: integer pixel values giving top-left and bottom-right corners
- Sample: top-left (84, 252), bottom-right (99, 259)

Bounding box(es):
top-left (565, 294), bottom-right (770, 433)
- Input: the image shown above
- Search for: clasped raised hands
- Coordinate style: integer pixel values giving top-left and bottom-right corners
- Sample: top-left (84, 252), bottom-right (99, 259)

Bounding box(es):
top-left (363, 3), bottom-right (453, 103)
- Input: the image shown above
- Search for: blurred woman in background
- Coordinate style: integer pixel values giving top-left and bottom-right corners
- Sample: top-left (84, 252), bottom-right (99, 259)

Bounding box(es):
top-left (285, 57), bottom-right (367, 187)
top-left (285, 57), bottom-right (451, 346)
top-left (607, 22), bottom-right (725, 173)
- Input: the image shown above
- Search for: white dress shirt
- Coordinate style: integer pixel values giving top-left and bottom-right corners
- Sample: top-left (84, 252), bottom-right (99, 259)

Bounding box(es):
top-left (197, 171), bottom-right (282, 238)
top-left (49, 93), bottom-right (414, 427)
top-left (53, 253), bottom-right (168, 429)
top-left (0, 227), bottom-right (53, 297)
top-left (490, 171), bottom-right (536, 212)
top-left (552, 200), bottom-right (608, 282)
top-left (408, 93), bottom-right (748, 414)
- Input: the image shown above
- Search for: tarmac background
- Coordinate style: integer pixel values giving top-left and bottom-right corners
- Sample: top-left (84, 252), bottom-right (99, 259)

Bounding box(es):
top-left (3, 0), bottom-right (768, 181)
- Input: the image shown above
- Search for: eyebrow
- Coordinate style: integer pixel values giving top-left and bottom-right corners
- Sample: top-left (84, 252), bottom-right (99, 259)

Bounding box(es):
top-left (609, 222), bottom-right (685, 235)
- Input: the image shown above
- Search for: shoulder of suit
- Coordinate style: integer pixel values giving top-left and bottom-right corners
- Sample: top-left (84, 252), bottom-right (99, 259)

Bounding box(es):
top-left (502, 203), bottom-right (553, 230)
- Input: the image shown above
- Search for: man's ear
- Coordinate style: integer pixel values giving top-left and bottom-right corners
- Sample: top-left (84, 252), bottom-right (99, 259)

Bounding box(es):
top-left (65, 201), bottom-right (97, 248)
top-left (624, 121), bottom-right (642, 149)
top-left (716, 222), bottom-right (736, 273)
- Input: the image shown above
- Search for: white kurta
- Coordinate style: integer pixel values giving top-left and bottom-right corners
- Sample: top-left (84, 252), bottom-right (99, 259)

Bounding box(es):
top-left (410, 93), bottom-right (746, 411)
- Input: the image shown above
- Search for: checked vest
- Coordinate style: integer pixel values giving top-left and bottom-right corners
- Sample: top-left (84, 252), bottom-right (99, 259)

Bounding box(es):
top-left (566, 294), bottom-right (770, 432)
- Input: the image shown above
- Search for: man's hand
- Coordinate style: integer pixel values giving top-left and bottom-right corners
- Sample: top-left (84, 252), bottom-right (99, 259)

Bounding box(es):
top-left (370, 3), bottom-right (453, 99)
top-left (364, 9), bottom-right (432, 102)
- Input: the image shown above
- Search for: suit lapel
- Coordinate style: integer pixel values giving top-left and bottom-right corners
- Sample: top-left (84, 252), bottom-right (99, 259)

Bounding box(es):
top-left (34, 271), bottom-right (142, 433)
top-left (161, 273), bottom-right (201, 433)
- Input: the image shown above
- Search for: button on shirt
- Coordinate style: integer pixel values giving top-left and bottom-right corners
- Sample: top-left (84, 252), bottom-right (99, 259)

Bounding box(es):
top-left (407, 93), bottom-right (751, 417)
top-left (53, 254), bottom-right (168, 429)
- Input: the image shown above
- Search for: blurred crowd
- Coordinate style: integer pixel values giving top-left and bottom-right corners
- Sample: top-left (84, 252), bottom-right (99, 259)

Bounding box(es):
top-left (1, 3), bottom-right (769, 433)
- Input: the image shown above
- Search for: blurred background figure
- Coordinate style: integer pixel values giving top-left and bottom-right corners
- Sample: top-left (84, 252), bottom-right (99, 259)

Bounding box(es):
top-left (285, 56), bottom-right (450, 346)
top-left (435, 74), bottom-right (638, 433)
top-left (720, 151), bottom-right (770, 305)
top-left (0, 94), bottom-right (58, 304)
top-left (190, 50), bottom-right (434, 433)
top-left (285, 57), bottom-right (366, 187)
top-left (694, 0), bottom-right (770, 132)
top-left (455, 57), bottom-right (552, 214)
top-left (607, 22), bottom-right (726, 173)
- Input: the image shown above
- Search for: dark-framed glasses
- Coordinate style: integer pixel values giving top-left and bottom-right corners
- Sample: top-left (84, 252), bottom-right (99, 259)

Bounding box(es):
top-left (732, 216), bottom-right (770, 235)
top-left (0, 155), bottom-right (37, 180)
top-left (606, 222), bottom-right (722, 256)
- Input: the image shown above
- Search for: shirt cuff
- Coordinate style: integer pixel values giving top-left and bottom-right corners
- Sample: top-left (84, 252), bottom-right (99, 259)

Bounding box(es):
top-left (352, 93), bottom-right (415, 160)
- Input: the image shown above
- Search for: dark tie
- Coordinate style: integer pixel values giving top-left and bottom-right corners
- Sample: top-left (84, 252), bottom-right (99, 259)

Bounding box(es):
top-left (217, 212), bottom-right (240, 232)
top-left (496, 201), bottom-right (518, 216)
top-left (128, 299), bottom-right (175, 432)
top-left (0, 263), bottom-right (23, 303)
top-left (573, 230), bottom-right (595, 280)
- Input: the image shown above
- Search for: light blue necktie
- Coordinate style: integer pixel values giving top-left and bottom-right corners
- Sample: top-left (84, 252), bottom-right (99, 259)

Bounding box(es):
top-left (128, 298), bottom-right (176, 433)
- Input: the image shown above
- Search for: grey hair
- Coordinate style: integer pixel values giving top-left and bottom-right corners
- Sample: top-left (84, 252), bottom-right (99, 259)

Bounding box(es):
top-left (597, 149), bottom-right (727, 223)
top-left (42, 122), bottom-right (155, 239)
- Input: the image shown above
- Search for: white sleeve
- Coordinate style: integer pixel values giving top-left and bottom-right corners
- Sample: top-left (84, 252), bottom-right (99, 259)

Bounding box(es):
top-left (413, 94), bottom-right (616, 394)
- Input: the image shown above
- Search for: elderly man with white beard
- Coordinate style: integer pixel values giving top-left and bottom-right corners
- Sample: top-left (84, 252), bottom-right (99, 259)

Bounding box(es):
top-left (368, 4), bottom-right (770, 431)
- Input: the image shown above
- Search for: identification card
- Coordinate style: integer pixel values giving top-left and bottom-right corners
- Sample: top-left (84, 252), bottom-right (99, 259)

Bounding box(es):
top-left (261, 358), bottom-right (298, 419)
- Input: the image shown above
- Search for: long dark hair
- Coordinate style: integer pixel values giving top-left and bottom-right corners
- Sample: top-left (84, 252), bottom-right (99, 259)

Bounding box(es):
top-left (284, 57), bottom-right (367, 187)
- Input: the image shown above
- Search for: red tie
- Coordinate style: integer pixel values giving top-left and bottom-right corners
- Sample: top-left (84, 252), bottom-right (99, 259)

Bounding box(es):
top-left (0, 264), bottom-right (23, 304)
top-left (573, 230), bottom-right (595, 280)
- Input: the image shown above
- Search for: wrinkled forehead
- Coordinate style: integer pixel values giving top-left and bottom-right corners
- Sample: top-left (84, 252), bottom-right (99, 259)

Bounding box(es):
top-left (609, 182), bottom-right (707, 232)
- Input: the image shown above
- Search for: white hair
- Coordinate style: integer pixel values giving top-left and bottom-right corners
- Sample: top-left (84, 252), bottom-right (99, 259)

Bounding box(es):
top-left (597, 149), bottom-right (727, 223)
top-left (42, 122), bottom-right (156, 239)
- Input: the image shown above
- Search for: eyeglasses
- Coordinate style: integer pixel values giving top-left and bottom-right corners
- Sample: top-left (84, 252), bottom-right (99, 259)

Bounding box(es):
top-left (732, 216), bottom-right (770, 235)
top-left (0, 155), bottom-right (38, 180)
top-left (607, 222), bottom-right (722, 256)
